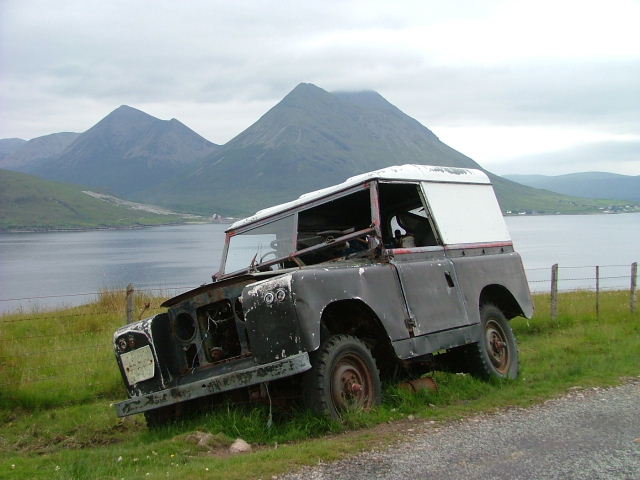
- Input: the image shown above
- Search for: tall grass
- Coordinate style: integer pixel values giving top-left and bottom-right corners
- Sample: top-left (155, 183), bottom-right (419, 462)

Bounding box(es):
top-left (0, 289), bottom-right (638, 480)
top-left (0, 289), bottom-right (167, 409)
top-left (0, 289), bottom-right (637, 412)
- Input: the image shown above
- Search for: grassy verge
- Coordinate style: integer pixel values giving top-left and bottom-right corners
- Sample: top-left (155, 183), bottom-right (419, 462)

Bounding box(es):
top-left (0, 290), bottom-right (638, 479)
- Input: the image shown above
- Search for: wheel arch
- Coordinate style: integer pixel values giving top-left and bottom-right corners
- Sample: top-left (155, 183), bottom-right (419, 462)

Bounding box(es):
top-left (319, 299), bottom-right (397, 376)
top-left (479, 284), bottom-right (525, 320)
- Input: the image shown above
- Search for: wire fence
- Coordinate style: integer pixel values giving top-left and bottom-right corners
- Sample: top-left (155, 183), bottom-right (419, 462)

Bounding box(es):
top-left (0, 262), bottom-right (637, 397)
top-left (0, 263), bottom-right (637, 308)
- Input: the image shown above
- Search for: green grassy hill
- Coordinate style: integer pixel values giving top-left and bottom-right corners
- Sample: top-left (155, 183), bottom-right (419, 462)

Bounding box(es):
top-left (491, 175), bottom-right (639, 214)
top-left (504, 172), bottom-right (640, 204)
top-left (0, 169), bottom-right (188, 231)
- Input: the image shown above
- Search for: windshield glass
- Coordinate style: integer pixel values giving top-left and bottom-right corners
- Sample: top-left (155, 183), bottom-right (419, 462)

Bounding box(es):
top-left (223, 215), bottom-right (295, 274)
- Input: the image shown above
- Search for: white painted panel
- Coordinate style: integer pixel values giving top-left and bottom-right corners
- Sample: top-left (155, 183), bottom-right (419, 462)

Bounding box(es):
top-left (230, 164), bottom-right (489, 230)
top-left (421, 182), bottom-right (510, 245)
top-left (120, 345), bottom-right (155, 385)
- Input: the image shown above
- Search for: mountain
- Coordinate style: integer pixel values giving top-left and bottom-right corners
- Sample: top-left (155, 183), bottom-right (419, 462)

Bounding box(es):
top-left (29, 105), bottom-right (218, 197)
top-left (139, 83), bottom-right (485, 214)
top-left (141, 83), bottom-right (634, 216)
top-left (0, 132), bottom-right (79, 170)
top-left (0, 168), bottom-right (193, 231)
top-left (504, 172), bottom-right (640, 203)
top-left (6, 85), bottom-right (635, 218)
top-left (0, 138), bottom-right (27, 161)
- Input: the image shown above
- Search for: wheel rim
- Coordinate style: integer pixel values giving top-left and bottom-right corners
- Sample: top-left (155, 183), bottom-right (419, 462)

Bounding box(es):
top-left (485, 319), bottom-right (510, 374)
top-left (330, 352), bottom-right (374, 412)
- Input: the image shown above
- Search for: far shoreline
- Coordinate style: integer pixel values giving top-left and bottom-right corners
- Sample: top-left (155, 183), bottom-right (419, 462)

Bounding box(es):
top-left (3, 210), bottom-right (639, 234)
top-left (0, 220), bottom-right (218, 234)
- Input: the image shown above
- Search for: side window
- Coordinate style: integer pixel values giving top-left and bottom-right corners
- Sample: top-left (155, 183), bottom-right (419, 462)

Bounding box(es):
top-left (420, 182), bottom-right (510, 245)
top-left (296, 188), bottom-right (372, 264)
top-left (379, 183), bottom-right (438, 249)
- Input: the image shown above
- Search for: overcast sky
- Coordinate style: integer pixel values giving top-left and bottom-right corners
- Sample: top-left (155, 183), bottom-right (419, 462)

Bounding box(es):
top-left (1, 0), bottom-right (638, 175)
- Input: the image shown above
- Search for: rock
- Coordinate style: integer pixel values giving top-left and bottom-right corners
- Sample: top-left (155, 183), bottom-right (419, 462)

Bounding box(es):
top-left (182, 431), bottom-right (229, 450)
top-left (229, 438), bottom-right (252, 454)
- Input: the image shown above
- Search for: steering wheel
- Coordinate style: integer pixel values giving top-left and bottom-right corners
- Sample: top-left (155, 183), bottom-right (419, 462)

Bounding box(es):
top-left (259, 250), bottom-right (278, 263)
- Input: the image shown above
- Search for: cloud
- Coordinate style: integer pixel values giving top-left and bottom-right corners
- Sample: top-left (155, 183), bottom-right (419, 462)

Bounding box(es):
top-left (1, 0), bottom-right (639, 176)
top-left (493, 140), bottom-right (640, 175)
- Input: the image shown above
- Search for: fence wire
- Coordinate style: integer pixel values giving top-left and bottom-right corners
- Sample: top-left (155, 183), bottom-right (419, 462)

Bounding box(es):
top-left (0, 262), bottom-right (637, 393)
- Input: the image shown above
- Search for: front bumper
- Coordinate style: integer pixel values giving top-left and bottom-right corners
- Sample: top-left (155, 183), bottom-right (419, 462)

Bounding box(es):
top-left (114, 352), bottom-right (311, 417)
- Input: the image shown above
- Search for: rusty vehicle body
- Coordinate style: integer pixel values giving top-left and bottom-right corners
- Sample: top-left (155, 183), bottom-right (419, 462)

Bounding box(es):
top-left (113, 164), bottom-right (533, 423)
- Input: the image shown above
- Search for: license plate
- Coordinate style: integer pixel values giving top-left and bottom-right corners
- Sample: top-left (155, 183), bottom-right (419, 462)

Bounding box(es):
top-left (121, 345), bottom-right (155, 385)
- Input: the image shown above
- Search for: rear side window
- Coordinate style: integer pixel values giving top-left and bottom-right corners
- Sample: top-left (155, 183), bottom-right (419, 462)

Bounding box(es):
top-left (421, 182), bottom-right (510, 245)
top-left (378, 182), bottom-right (439, 248)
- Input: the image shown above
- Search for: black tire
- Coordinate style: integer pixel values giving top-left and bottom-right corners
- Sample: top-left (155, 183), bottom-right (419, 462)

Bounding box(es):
top-left (303, 334), bottom-right (381, 419)
top-left (470, 303), bottom-right (519, 379)
top-left (143, 403), bottom-right (182, 428)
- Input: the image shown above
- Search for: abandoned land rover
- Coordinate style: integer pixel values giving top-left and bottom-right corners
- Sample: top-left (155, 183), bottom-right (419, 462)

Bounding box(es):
top-left (113, 164), bottom-right (533, 423)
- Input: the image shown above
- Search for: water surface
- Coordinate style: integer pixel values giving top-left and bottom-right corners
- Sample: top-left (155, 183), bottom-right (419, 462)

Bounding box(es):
top-left (1, 214), bottom-right (638, 313)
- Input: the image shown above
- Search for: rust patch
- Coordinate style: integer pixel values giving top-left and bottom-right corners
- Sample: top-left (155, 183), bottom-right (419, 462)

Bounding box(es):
top-left (398, 376), bottom-right (438, 393)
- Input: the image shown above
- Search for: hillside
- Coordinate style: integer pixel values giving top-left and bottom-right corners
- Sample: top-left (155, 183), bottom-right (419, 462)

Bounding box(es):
top-left (139, 83), bottom-right (636, 216)
top-left (0, 138), bottom-right (26, 161)
top-left (0, 169), bottom-right (192, 231)
top-left (0, 132), bottom-right (79, 170)
top-left (3, 84), bottom-right (636, 218)
top-left (504, 172), bottom-right (640, 203)
top-left (27, 106), bottom-right (219, 197)
top-left (139, 84), bottom-right (483, 214)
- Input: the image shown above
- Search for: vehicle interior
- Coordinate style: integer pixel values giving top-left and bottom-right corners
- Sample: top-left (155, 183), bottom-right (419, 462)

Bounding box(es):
top-left (227, 181), bottom-right (441, 275)
top-left (296, 187), bottom-right (374, 265)
top-left (378, 182), bottom-right (439, 249)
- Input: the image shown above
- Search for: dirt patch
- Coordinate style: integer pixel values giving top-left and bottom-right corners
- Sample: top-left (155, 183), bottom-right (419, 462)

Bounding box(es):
top-left (9, 419), bottom-right (145, 454)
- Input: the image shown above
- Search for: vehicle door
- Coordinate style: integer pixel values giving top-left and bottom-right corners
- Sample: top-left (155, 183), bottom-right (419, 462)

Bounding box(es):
top-left (382, 183), bottom-right (469, 336)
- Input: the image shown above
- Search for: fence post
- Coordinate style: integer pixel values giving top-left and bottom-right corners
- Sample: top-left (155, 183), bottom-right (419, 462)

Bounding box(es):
top-left (632, 262), bottom-right (638, 314)
top-left (126, 283), bottom-right (135, 325)
top-left (551, 263), bottom-right (558, 323)
top-left (595, 265), bottom-right (600, 321)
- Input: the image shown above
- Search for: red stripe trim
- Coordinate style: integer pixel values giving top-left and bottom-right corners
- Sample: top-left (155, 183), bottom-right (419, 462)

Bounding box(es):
top-left (389, 246), bottom-right (445, 255)
top-left (444, 241), bottom-right (513, 250)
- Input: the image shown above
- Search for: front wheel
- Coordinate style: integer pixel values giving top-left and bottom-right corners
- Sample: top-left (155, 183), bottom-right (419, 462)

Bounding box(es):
top-left (471, 303), bottom-right (519, 379)
top-left (303, 334), bottom-right (381, 419)
top-left (144, 403), bottom-right (183, 428)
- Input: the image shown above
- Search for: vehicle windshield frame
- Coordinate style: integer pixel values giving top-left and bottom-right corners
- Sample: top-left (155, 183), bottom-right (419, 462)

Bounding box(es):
top-left (216, 182), bottom-right (379, 279)
top-left (219, 214), bottom-right (296, 277)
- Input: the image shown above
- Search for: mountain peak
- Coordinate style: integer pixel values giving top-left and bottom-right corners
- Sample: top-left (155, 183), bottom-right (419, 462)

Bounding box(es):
top-left (23, 105), bottom-right (218, 196)
top-left (290, 82), bottom-right (326, 94)
top-left (106, 105), bottom-right (155, 121)
top-left (114, 104), bottom-right (142, 113)
top-left (333, 90), bottom-right (393, 111)
top-left (281, 83), bottom-right (332, 104)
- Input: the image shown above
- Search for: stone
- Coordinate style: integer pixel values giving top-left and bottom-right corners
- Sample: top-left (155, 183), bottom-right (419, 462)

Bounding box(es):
top-left (229, 438), bottom-right (252, 454)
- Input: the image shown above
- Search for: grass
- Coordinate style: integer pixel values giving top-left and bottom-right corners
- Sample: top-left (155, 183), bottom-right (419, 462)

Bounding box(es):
top-left (0, 290), bottom-right (638, 479)
top-left (0, 289), bottom-right (167, 410)
top-left (0, 169), bottom-right (188, 231)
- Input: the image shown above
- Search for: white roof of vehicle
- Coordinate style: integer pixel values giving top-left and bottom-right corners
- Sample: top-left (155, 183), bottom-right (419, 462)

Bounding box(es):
top-left (228, 164), bottom-right (490, 230)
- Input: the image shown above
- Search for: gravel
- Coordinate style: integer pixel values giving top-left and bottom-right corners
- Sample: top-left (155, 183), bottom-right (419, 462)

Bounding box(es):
top-left (280, 380), bottom-right (640, 480)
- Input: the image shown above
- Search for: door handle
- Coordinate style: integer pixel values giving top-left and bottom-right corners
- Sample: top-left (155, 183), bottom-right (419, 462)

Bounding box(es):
top-left (444, 271), bottom-right (455, 288)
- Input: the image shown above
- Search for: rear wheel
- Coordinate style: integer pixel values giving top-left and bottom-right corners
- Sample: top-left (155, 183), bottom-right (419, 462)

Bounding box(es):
top-left (303, 334), bottom-right (381, 419)
top-left (471, 303), bottom-right (519, 379)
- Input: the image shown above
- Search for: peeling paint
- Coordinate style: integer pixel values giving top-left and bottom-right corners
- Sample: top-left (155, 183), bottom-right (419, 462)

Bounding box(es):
top-left (112, 164), bottom-right (532, 420)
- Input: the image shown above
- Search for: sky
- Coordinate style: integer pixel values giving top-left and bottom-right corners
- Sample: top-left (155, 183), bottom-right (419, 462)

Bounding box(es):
top-left (1, 0), bottom-right (639, 175)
